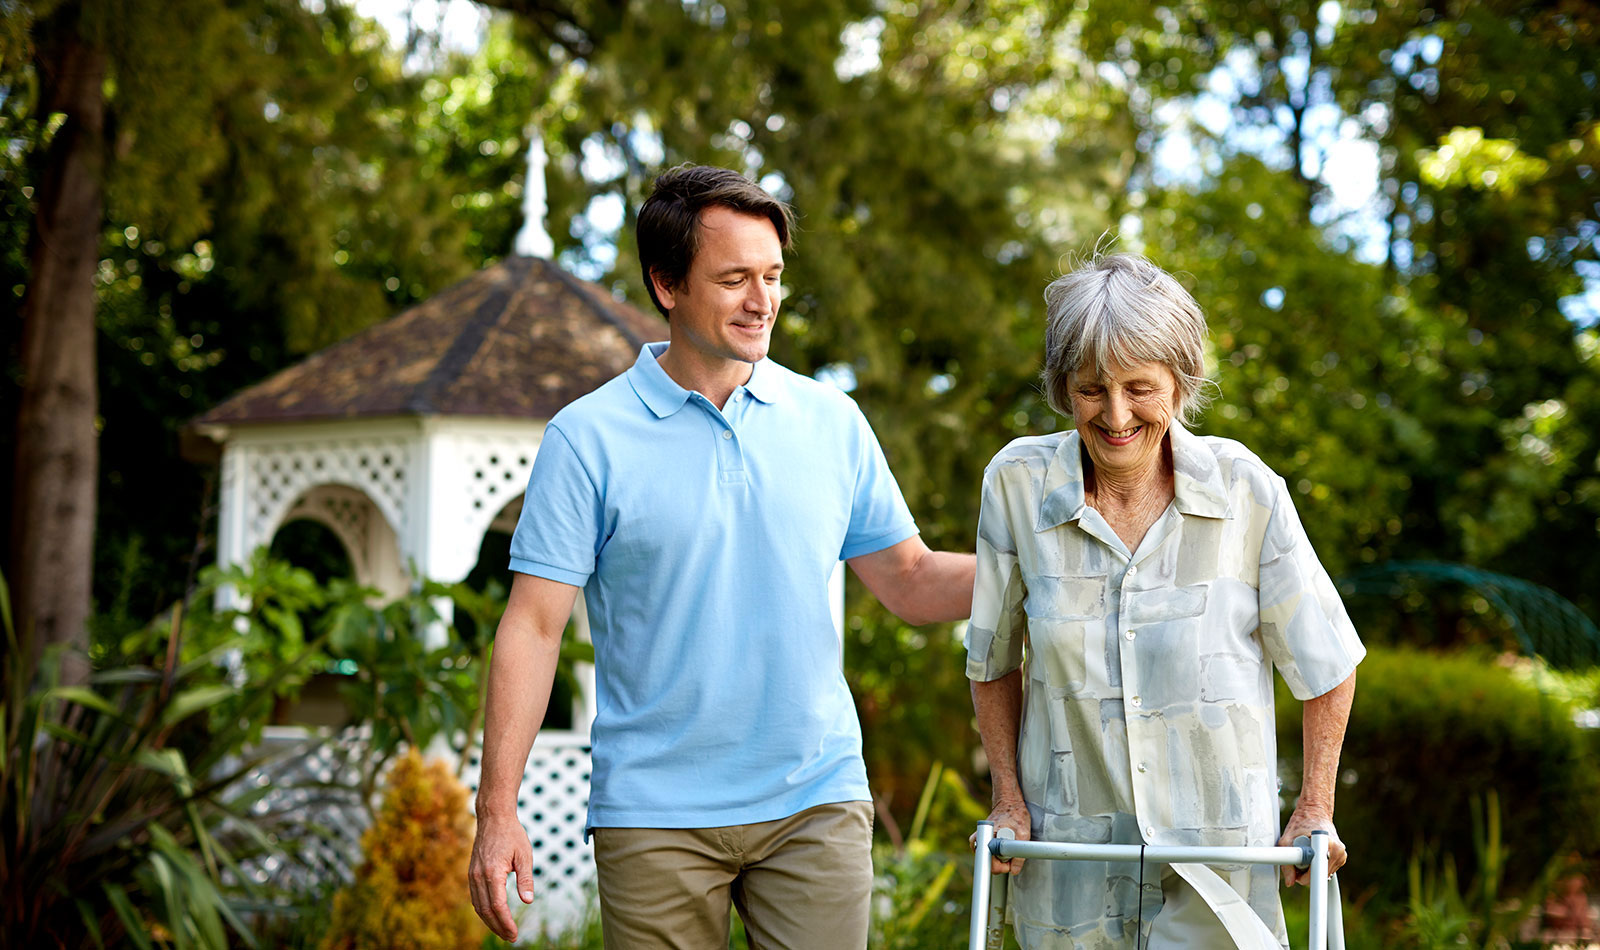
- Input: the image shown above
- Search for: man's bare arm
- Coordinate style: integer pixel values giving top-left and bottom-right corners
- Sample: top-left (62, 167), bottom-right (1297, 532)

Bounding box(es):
top-left (467, 573), bottom-right (580, 940)
top-left (847, 536), bottom-right (976, 625)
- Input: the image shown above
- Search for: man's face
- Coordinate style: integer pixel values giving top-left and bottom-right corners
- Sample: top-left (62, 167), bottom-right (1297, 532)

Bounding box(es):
top-left (653, 205), bottom-right (784, 368)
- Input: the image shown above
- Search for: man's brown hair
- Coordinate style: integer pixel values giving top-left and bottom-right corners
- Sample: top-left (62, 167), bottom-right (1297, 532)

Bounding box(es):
top-left (636, 164), bottom-right (794, 319)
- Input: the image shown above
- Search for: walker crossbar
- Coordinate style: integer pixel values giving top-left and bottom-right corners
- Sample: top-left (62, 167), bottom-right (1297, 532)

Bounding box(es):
top-left (992, 841), bottom-right (1312, 866)
top-left (968, 821), bottom-right (1346, 950)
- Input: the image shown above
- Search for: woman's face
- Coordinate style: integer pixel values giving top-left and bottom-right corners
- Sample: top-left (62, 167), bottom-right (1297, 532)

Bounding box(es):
top-left (1068, 360), bottom-right (1181, 481)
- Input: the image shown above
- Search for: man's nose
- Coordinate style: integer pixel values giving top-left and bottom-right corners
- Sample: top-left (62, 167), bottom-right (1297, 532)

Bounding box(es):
top-left (745, 281), bottom-right (771, 313)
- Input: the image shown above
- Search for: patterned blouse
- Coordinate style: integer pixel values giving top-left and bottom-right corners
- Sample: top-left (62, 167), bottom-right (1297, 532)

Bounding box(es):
top-left (966, 424), bottom-right (1365, 949)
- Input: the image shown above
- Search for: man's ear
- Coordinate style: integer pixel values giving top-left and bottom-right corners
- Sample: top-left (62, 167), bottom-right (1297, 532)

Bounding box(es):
top-left (649, 268), bottom-right (678, 313)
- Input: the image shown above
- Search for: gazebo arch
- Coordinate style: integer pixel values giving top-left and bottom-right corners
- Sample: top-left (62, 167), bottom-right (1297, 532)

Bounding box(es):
top-left (187, 255), bottom-right (665, 929)
top-left (276, 482), bottom-right (407, 598)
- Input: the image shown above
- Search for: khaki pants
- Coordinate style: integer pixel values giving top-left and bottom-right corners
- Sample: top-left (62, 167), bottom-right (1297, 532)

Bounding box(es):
top-left (591, 801), bottom-right (874, 950)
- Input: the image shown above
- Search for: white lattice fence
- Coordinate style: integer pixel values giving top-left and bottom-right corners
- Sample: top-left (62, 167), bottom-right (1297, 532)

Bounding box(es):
top-left (459, 733), bottom-right (597, 932)
top-left (228, 728), bottom-right (370, 895)
top-left (233, 728), bottom-right (595, 939)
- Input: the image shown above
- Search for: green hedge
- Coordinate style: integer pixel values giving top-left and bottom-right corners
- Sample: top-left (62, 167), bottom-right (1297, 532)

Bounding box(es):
top-left (1277, 645), bottom-right (1600, 908)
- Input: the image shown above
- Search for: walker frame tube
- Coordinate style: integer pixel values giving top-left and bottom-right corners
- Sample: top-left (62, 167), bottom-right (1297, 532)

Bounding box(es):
top-left (969, 821), bottom-right (997, 950)
top-left (967, 821), bottom-right (1345, 950)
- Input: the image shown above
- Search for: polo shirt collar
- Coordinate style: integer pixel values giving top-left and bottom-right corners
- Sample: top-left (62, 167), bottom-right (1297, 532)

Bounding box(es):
top-left (627, 343), bottom-right (689, 418)
top-left (626, 342), bottom-right (786, 418)
top-left (742, 356), bottom-right (785, 404)
top-left (1035, 423), bottom-right (1229, 532)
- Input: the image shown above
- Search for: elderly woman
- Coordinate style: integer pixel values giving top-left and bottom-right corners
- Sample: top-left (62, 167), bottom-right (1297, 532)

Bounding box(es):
top-left (967, 253), bottom-right (1363, 950)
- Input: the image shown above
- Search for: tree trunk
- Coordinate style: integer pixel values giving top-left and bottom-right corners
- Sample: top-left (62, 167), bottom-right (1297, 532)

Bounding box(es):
top-left (10, 27), bottom-right (105, 686)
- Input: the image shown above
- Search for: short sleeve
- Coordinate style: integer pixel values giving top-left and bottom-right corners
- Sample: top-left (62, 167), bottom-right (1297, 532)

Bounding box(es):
top-left (1257, 477), bottom-right (1366, 700)
top-left (966, 460), bottom-right (1027, 681)
top-left (838, 406), bottom-right (918, 560)
top-left (508, 425), bottom-right (604, 587)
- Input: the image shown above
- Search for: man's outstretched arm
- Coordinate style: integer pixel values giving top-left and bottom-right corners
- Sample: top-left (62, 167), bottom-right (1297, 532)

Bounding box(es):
top-left (467, 572), bottom-right (580, 941)
top-left (848, 536), bottom-right (976, 626)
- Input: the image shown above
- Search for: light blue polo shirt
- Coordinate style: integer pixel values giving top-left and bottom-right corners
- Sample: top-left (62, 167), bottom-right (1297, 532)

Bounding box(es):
top-left (508, 342), bottom-right (918, 830)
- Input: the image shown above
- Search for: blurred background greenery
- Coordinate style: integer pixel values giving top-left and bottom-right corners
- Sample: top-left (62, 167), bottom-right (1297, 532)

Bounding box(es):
top-left (3, 0), bottom-right (1599, 946)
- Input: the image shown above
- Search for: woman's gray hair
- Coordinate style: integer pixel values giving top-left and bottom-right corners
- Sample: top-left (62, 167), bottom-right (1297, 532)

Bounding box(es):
top-left (1041, 252), bottom-right (1215, 426)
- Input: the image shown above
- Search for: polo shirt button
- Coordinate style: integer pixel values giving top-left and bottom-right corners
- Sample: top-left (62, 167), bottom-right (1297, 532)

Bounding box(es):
top-left (722, 430), bottom-right (733, 440)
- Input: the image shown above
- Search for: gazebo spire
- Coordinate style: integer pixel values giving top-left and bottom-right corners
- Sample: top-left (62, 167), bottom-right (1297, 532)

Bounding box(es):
top-left (514, 126), bottom-right (555, 259)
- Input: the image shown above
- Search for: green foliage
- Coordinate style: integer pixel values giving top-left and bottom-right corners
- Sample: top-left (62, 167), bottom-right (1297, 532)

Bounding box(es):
top-left (1072, 0), bottom-right (1600, 621)
top-left (157, 549), bottom-right (589, 814)
top-left (0, 568), bottom-right (312, 948)
top-left (848, 609), bottom-right (983, 817)
top-left (1277, 645), bottom-right (1600, 909)
top-left (1389, 791), bottom-right (1568, 950)
top-left (1281, 884), bottom-right (1387, 950)
top-left (2, 0), bottom-right (502, 627)
top-left (870, 763), bottom-right (995, 949)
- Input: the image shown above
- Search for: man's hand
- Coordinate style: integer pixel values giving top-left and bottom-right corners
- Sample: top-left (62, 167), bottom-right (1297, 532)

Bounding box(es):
top-left (1276, 807), bottom-right (1347, 887)
top-left (468, 812), bottom-right (536, 940)
top-left (970, 798), bottom-right (1032, 875)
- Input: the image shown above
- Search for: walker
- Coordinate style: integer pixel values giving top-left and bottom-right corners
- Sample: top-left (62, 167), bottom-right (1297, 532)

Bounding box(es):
top-left (968, 823), bottom-right (1347, 950)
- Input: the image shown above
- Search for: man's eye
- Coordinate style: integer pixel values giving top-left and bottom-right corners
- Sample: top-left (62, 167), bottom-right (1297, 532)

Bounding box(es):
top-left (722, 279), bottom-right (744, 287)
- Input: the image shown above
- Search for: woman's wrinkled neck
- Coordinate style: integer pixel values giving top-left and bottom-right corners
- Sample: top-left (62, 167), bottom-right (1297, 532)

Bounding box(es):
top-left (1082, 436), bottom-right (1174, 509)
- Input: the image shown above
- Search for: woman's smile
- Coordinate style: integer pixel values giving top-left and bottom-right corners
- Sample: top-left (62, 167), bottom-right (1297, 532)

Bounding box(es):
top-left (1095, 423), bottom-right (1144, 445)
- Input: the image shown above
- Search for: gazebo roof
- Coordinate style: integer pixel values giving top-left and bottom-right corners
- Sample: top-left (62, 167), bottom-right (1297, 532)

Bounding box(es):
top-left (192, 255), bottom-right (665, 431)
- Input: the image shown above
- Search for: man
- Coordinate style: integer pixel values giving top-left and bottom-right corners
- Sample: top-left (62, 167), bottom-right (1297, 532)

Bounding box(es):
top-left (467, 164), bottom-right (975, 949)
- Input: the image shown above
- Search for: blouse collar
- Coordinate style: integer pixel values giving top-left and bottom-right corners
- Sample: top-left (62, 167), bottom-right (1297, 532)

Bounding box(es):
top-left (1035, 423), bottom-right (1231, 532)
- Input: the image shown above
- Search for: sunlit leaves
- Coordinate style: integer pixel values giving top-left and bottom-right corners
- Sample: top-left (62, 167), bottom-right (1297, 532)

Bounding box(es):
top-left (1418, 127), bottom-right (1550, 194)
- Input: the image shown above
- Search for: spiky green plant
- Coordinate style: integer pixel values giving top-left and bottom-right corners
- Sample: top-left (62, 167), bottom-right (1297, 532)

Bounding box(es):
top-left (0, 567), bottom-right (316, 948)
top-left (1396, 789), bottom-right (1571, 950)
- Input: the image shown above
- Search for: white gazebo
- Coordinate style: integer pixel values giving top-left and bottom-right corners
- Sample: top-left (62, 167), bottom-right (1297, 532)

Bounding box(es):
top-left (187, 253), bottom-right (665, 930)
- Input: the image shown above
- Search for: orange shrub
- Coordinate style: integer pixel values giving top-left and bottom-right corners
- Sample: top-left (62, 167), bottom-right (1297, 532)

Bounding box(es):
top-left (321, 751), bottom-right (486, 950)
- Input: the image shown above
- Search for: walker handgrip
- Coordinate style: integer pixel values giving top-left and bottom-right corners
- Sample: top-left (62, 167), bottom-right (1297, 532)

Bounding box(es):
top-left (1292, 834), bottom-right (1315, 868)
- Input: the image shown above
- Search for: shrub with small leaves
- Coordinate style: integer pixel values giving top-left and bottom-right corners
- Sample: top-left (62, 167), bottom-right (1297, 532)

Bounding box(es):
top-left (320, 751), bottom-right (485, 950)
